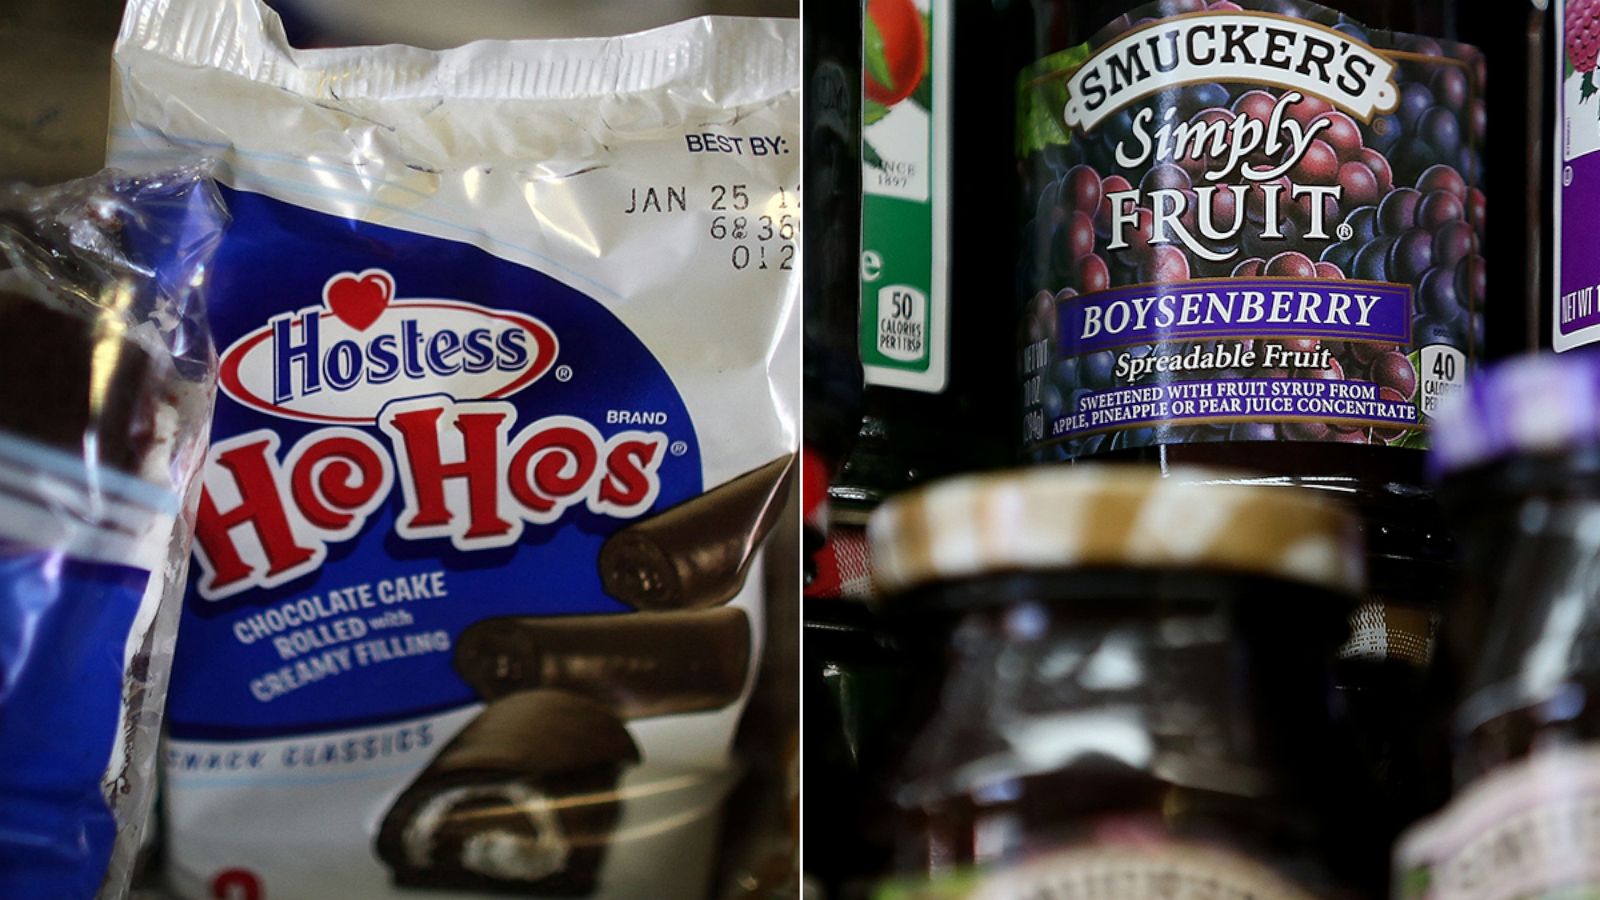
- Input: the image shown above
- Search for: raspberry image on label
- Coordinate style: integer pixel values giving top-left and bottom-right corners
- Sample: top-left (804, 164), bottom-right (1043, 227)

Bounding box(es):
top-left (1569, 0), bottom-right (1600, 103)
top-left (1017, 0), bottom-right (1483, 460)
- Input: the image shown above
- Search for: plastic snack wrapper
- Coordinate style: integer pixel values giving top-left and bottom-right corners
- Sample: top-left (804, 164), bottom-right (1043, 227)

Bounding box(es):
top-left (0, 165), bottom-right (226, 899)
top-left (110, 1), bottom-right (799, 897)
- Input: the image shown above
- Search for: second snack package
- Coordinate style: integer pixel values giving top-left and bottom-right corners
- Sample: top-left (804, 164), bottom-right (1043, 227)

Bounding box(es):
top-left (109, 1), bottom-right (799, 897)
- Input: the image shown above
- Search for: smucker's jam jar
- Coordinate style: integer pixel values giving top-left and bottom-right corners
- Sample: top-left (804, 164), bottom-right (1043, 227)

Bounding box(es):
top-left (1396, 354), bottom-right (1600, 897)
top-left (868, 466), bottom-right (1379, 897)
top-left (1017, 0), bottom-right (1547, 485)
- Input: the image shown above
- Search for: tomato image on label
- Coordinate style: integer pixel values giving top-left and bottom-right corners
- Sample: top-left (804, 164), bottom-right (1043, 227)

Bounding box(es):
top-left (1017, 0), bottom-right (1483, 459)
top-left (864, 0), bottom-right (926, 108)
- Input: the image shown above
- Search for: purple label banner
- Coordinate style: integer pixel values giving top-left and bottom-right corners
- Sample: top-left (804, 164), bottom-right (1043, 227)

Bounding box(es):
top-left (1051, 378), bottom-right (1419, 439)
top-left (1561, 151), bottom-right (1600, 336)
top-left (1059, 278), bottom-right (1413, 354)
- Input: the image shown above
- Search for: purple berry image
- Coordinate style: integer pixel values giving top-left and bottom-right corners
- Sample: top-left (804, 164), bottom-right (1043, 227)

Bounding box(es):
top-left (1054, 358), bottom-right (1080, 390)
top-left (1233, 257), bottom-right (1265, 277)
top-left (1457, 147), bottom-right (1482, 186)
top-left (1378, 188), bottom-right (1422, 235)
top-left (1419, 107), bottom-right (1462, 157)
top-left (1401, 35), bottom-right (1444, 57)
top-left (1339, 162), bottom-right (1382, 208)
top-left (1063, 165), bottom-right (1103, 216)
top-left (1366, 114), bottom-right (1402, 154)
top-left (1290, 139), bottom-right (1341, 186)
top-left (1359, 148), bottom-right (1394, 194)
top-left (1343, 206), bottom-right (1380, 244)
top-left (1077, 253), bottom-right (1111, 294)
top-left (1301, 356), bottom-right (1346, 381)
top-left (1230, 422), bottom-right (1278, 442)
top-left (1353, 236), bottom-right (1397, 282)
top-left (1245, 176), bottom-right (1292, 224)
top-left (1330, 427), bottom-right (1372, 444)
top-left (1082, 351), bottom-right (1116, 389)
top-left (1396, 83), bottom-right (1435, 132)
top-left (1372, 351), bottom-right (1418, 401)
top-left (1387, 229), bottom-right (1434, 284)
top-left (1142, 245), bottom-right (1192, 283)
top-left (1432, 220), bottom-right (1477, 268)
top-left (1465, 187), bottom-right (1486, 233)
top-left (1466, 99), bottom-right (1487, 144)
top-left (1430, 67), bottom-right (1469, 111)
top-left (1285, 420), bottom-right (1331, 441)
top-left (1096, 174), bottom-right (1133, 238)
top-left (1321, 241), bottom-right (1358, 274)
top-left (1027, 290), bottom-right (1058, 345)
top-left (1042, 384), bottom-right (1064, 419)
top-left (1417, 190), bottom-right (1465, 229)
top-left (1418, 267), bottom-right (1463, 323)
top-left (1037, 178), bottom-right (1065, 223)
top-left (1286, 93), bottom-right (1334, 128)
top-left (1265, 251), bottom-right (1317, 279)
top-left (1316, 112), bottom-right (1365, 163)
top-left (1232, 89), bottom-right (1280, 125)
top-left (1142, 163), bottom-right (1193, 196)
top-left (1413, 316), bottom-right (1460, 348)
top-left (1065, 211), bottom-right (1096, 263)
top-left (1416, 164), bottom-right (1468, 201)
top-left (1314, 261), bottom-right (1345, 280)
top-left (1455, 254), bottom-right (1487, 311)
top-left (1350, 342), bottom-right (1398, 366)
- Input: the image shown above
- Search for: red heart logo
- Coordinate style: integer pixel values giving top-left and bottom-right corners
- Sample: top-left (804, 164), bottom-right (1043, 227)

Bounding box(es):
top-left (324, 271), bottom-right (394, 331)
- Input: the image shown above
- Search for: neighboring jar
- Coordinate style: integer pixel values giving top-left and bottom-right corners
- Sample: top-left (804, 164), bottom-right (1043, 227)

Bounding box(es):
top-left (804, 0), bottom-right (866, 577)
top-left (869, 467), bottom-right (1375, 897)
top-left (830, 0), bottom-right (1034, 513)
top-left (1395, 354), bottom-right (1600, 897)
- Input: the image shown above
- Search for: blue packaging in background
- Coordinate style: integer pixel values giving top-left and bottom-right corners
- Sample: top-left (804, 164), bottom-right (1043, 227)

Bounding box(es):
top-left (0, 165), bottom-right (226, 899)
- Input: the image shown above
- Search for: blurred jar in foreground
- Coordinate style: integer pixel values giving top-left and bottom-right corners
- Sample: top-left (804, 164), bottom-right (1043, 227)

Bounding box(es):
top-left (869, 467), bottom-right (1382, 897)
top-left (1397, 354), bottom-right (1600, 898)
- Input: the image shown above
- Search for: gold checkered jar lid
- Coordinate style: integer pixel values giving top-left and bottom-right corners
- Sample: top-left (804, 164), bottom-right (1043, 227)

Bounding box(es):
top-left (869, 466), bottom-right (1365, 598)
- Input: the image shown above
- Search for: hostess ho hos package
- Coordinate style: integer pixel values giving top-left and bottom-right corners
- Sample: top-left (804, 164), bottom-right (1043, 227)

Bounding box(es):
top-left (109, 1), bottom-right (799, 896)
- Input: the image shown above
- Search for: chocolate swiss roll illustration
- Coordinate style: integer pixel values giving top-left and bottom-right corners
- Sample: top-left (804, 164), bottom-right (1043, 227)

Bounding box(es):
top-left (0, 289), bottom-right (161, 476)
top-left (454, 607), bottom-right (751, 719)
top-left (598, 454), bottom-right (793, 610)
top-left (376, 690), bottom-right (640, 895)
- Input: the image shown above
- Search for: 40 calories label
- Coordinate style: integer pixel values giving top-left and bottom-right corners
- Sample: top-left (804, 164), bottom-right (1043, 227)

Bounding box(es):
top-left (1017, 0), bottom-right (1484, 459)
top-left (860, 0), bottom-right (949, 393)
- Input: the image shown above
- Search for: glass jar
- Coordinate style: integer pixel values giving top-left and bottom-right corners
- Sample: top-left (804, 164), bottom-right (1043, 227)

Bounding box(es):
top-left (869, 466), bottom-right (1380, 896)
top-left (829, 0), bottom-right (1034, 514)
top-left (804, 0), bottom-right (867, 576)
top-left (1396, 354), bottom-right (1600, 896)
top-left (1016, 0), bottom-right (1548, 485)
